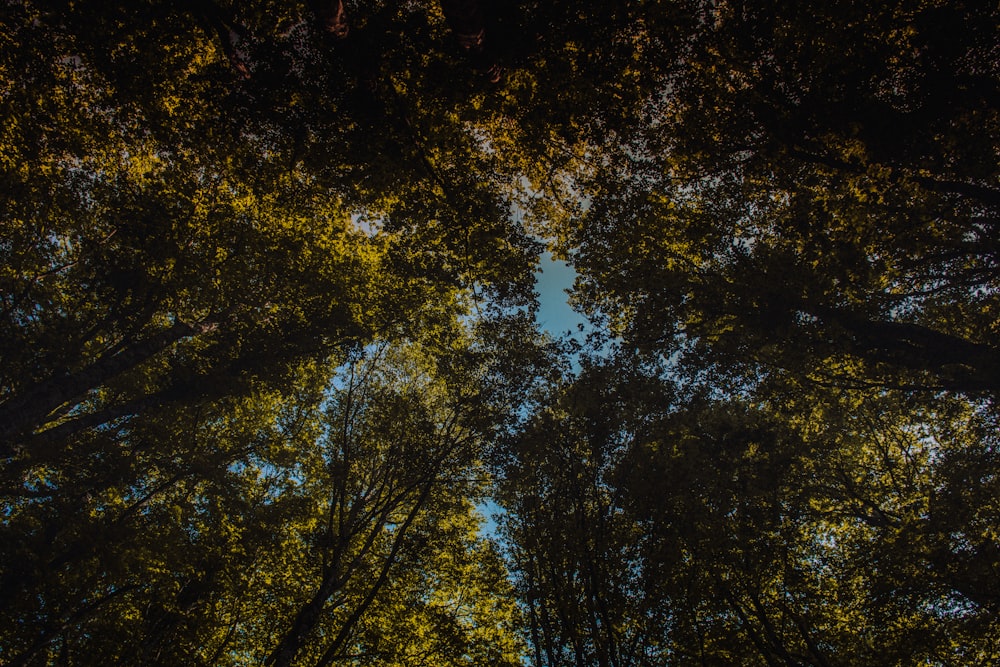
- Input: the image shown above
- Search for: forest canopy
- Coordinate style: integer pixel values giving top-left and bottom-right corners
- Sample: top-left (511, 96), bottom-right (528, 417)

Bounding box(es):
top-left (2, 0), bottom-right (999, 665)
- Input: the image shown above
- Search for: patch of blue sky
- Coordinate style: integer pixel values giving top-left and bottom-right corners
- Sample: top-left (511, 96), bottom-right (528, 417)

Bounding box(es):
top-left (534, 251), bottom-right (586, 341)
top-left (475, 498), bottom-right (504, 540)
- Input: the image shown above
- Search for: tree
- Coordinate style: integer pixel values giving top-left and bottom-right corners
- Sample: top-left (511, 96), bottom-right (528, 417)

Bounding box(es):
top-left (492, 0), bottom-right (1000, 660)
top-left (1, 330), bottom-right (529, 666)
top-left (528, 0), bottom-right (1000, 395)
top-left (501, 351), bottom-right (1000, 665)
top-left (2, 1), bottom-right (538, 663)
top-left (260, 338), bottom-right (524, 667)
top-left (1, 0), bottom-right (541, 453)
top-left (497, 359), bottom-right (674, 667)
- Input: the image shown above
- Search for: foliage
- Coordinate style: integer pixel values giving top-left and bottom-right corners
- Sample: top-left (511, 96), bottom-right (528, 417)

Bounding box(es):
top-left (3, 0), bottom-right (999, 665)
top-left (501, 357), bottom-right (1000, 665)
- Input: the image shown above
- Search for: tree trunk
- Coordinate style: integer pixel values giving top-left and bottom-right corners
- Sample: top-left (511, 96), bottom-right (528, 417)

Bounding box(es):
top-left (0, 319), bottom-right (217, 445)
top-left (807, 303), bottom-right (1000, 391)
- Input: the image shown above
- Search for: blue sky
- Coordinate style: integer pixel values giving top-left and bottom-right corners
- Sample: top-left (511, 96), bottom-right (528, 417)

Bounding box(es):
top-left (534, 251), bottom-right (586, 339)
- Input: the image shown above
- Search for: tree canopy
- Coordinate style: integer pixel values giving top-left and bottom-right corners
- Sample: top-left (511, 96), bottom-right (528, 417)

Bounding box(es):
top-left (2, 0), bottom-right (999, 665)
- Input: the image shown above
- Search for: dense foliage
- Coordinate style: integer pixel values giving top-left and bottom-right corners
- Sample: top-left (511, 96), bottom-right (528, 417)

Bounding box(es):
top-left (2, 0), bottom-right (998, 665)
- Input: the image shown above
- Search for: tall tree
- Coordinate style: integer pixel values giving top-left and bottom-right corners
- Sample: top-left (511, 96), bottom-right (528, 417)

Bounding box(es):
top-left (501, 352), bottom-right (1000, 665)
top-left (1, 329), bottom-right (529, 666)
top-left (524, 0), bottom-right (1000, 394)
top-left (2, 1), bottom-right (538, 663)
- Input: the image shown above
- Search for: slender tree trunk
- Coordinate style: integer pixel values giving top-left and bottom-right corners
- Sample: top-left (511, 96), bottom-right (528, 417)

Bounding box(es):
top-left (717, 584), bottom-right (782, 667)
top-left (266, 479), bottom-right (435, 667)
top-left (265, 566), bottom-right (346, 667)
top-left (313, 479), bottom-right (434, 667)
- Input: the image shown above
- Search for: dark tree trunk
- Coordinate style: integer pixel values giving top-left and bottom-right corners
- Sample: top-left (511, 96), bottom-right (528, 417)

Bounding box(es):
top-left (0, 319), bottom-right (217, 446)
top-left (808, 303), bottom-right (1000, 391)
